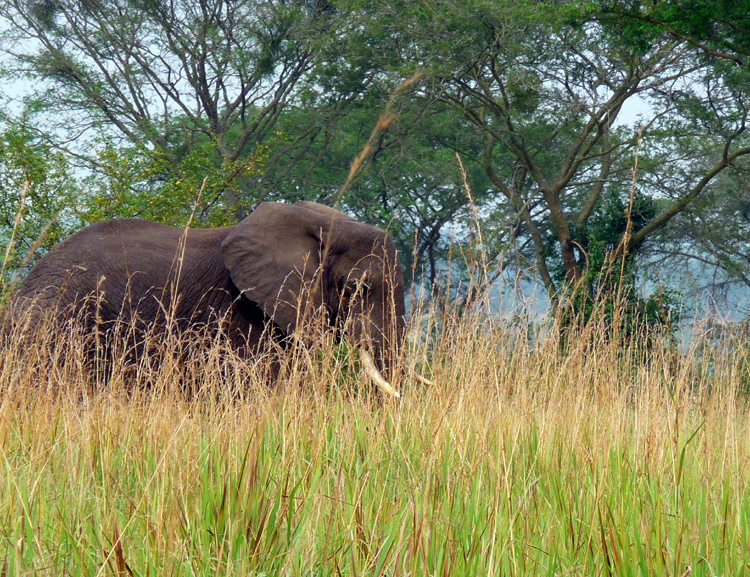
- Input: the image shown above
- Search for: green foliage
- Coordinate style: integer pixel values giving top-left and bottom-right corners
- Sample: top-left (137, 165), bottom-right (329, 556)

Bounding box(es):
top-left (0, 0), bottom-right (326, 227)
top-left (2, 0), bottom-right (750, 318)
top-left (600, 0), bottom-right (750, 64)
top-left (0, 116), bottom-right (77, 295)
top-left (557, 190), bottom-right (680, 336)
top-left (82, 134), bottom-right (270, 227)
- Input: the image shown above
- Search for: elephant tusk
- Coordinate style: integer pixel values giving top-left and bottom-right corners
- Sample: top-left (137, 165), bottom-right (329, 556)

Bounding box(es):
top-left (359, 349), bottom-right (400, 399)
top-left (407, 367), bottom-right (434, 387)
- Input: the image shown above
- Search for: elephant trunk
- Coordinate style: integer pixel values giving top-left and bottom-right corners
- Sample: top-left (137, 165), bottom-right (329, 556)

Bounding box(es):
top-left (347, 304), bottom-right (404, 399)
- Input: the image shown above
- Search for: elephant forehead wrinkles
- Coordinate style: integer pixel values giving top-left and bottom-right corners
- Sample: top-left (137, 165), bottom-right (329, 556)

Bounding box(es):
top-left (330, 222), bottom-right (397, 264)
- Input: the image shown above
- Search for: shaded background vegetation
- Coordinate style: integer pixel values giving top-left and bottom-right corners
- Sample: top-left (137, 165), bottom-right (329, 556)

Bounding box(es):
top-left (1, 0), bottom-right (749, 325)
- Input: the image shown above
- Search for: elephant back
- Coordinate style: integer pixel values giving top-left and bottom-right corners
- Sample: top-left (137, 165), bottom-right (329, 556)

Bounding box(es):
top-left (9, 219), bottom-right (236, 330)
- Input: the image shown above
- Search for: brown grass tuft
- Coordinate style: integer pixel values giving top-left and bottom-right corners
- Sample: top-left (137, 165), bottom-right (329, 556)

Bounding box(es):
top-left (1, 295), bottom-right (750, 574)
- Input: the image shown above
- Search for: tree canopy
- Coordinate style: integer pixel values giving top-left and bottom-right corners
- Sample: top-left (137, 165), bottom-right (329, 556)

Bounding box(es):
top-left (2, 0), bottom-right (750, 320)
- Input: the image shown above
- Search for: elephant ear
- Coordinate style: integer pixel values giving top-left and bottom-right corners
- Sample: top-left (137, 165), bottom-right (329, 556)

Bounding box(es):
top-left (220, 202), bottom-right (342, 334)
top-left (293, 200), bottom-right (355, 222)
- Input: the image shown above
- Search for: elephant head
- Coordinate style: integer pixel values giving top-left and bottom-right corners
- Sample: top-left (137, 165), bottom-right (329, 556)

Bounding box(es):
top-left (221, 201), bottom-right (406, 387)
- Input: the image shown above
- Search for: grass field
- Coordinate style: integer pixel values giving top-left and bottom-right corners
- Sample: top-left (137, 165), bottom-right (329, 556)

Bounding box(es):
top-left (1, 304), bottom-right (749, 576)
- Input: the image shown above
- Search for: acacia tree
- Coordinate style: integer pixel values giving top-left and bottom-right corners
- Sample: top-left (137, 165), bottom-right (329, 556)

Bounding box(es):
top-left (3, 0), bottom-right (750, 315)
top-left (0, 0), bottom-right (331, 221)
top-left (595, 0), bottom-right (750, 310)
top-left (603, 0), bottom-right (750, 67)
top-left (335, 0), bottom-right (750, 315)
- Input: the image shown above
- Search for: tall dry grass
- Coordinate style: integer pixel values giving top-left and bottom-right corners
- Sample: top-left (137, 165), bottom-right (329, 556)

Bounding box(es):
top-left (1, 297), bottom-right (750, 576)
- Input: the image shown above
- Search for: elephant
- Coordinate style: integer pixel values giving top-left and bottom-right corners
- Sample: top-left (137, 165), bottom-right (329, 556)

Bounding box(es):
top-left (7, 201), bottom-right (406, 396)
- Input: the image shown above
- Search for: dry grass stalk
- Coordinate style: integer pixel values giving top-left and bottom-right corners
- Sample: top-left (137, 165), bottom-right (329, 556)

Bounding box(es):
top-left (1, 299), bottom-right (749, 573)
top-left (2, 156), bottom-right (749, 571)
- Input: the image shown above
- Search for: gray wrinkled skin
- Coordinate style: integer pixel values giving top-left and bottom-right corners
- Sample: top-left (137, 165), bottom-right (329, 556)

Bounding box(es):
top-left (8, 201), bottom-right (406, 378)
